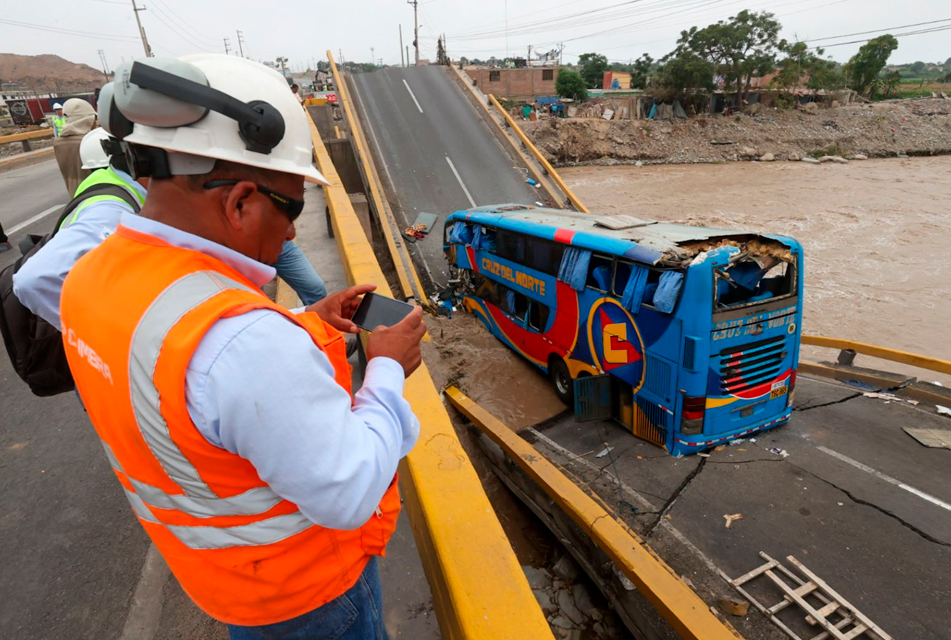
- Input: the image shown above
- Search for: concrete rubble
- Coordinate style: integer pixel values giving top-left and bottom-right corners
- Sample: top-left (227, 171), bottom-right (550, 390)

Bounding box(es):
top-left (523, 556), bottom-right (632, 640)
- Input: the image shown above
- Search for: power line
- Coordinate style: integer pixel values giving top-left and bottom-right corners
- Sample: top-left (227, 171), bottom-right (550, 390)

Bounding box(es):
top-left (149, 0), bottom-right (220, 46)
top-left (804, 17), bottom-right (951, 43)
top-left (0, 17), bottom-right (139, 42)
top-left (818, 24), bottom-right (951, 48)
top-left (144, 5), bottom-right (216, 52)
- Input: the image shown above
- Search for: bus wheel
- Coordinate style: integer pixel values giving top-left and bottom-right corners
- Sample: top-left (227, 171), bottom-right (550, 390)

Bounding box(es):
top-left (549, 358), bottom-right (574, 406)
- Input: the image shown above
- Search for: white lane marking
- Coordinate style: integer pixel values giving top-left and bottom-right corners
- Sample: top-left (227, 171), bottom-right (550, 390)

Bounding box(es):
top-left (445, 156), bottom-right (476, 208)
top-left (119, 543), bottom-right (171, 640)
top-left (817, 445), bottom-right (951, 513)
top-left (7, 203), bottom-right (65, 235)
top-left (402, 79), bottom-right (424, 113)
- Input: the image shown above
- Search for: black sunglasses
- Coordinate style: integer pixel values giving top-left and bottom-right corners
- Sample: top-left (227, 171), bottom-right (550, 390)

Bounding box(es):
top-left (203, 179), bottom-right (305, 221)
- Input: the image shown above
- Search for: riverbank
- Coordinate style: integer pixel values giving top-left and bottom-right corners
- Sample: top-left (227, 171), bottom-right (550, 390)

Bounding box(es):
top-left (559, 156), bottom-right (951, 383)
top-left (522, 98), bottom-right (951, 166)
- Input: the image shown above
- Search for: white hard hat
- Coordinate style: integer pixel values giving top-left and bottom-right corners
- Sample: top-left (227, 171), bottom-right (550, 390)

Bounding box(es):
top-left (101, 54), bottom-right (326, 184)
top-left (80, 127), bottom-right (113, 169)
top-left (53, 103), bottom-right (63, 110)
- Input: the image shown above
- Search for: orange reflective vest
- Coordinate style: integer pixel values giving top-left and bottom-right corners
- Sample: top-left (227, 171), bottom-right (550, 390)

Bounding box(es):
top-left (60, 225), bottom-right (400, 626)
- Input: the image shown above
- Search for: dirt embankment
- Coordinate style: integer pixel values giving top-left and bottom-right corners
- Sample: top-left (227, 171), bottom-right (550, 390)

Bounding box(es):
top-left (522, 98), bottom-right (951, 166)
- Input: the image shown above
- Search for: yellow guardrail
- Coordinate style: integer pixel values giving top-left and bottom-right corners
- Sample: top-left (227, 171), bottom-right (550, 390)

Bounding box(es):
top-left (327, 52), bottom-right (422, 303)
top-left (802, 335), bottom-right (951, 376)
top-left (308, 91), bottom-right (554, 640)
top-left (0, 129), bottom-right (54, 145)
top-left (445, 386), bottom-right (743, 640)
top-left (487, 94), bottom-right (590, 213)
top-left (447, 64), bottom-right (566, 209)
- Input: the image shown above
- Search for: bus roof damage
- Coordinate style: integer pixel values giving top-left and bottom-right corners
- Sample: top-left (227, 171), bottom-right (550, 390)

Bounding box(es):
top-left (459, 204), bottom-right (797, 269)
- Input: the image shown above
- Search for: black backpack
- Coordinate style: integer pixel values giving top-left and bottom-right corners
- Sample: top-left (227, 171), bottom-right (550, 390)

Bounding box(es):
top-left (0, 183), bottom-right (141, 396)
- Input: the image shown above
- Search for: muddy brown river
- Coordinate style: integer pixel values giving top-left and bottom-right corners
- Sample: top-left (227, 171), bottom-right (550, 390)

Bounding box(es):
top-left (561, 156), bottom-right (951, 385)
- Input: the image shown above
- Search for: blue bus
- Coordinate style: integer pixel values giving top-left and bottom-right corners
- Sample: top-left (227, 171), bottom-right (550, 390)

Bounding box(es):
top-left (443, 205), bottom-right (803, 456)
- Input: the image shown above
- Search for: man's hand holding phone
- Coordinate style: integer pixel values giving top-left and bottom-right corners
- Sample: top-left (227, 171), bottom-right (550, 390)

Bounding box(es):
top-left (366, 307), bottom-right (426, 377)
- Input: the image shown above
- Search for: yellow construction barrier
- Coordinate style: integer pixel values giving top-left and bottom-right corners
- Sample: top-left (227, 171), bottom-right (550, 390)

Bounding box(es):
top-left (308, 95), bottom-right (554, 640)
top-left (0, 129), bottom-right (54, 145)
top-left (802, 335), bottom-right (951, 376)
top-left (445, 386), bottom-right (743, 640)
top-left (487, 94), bottom-right (590, 213)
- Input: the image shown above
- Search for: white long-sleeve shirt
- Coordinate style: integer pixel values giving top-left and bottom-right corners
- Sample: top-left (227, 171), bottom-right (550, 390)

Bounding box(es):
top-left (22, 211), bottom-right (420, 530)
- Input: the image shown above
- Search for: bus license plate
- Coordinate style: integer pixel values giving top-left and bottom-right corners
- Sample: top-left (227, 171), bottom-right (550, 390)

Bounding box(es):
top-left (770, 385), bottom-right (789, 400)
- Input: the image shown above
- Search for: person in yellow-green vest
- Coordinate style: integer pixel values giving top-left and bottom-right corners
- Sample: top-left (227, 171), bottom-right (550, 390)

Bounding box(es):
top-left (51, 103), bottom-right (66, 137)
top-left (12, 128), bottom-right (148, 329)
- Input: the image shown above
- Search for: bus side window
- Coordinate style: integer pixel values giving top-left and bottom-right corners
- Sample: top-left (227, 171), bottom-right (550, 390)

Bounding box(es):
top-left (587, 255), bottom-right (614, 291)
top-left (528, 302), bottom-right (551, 332)
top-left (495, 232), bottom-right (524, 262)
top-left (505, 290), bottom-right (530, 323)
top-left (526, 237), bottom-right (565, 276)
top-left (613, 261), bottom-right (633, 297)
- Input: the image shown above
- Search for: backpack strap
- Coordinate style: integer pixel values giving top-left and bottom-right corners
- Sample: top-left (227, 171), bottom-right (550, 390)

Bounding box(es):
top-left (53, 182), bottom-right (142, 236)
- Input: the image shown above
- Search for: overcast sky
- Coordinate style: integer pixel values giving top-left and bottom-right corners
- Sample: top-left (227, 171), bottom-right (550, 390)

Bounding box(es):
top-left (2, 0), bottom-right (948, 73)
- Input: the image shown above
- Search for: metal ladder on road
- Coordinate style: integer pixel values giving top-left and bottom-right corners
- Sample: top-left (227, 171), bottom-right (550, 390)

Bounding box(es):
top-left (729, 552), bottom-right (893, 640)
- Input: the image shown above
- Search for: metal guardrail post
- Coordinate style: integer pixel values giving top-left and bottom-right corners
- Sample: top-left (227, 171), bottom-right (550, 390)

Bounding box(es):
top-left (21, 140), bottom-right (32, 153)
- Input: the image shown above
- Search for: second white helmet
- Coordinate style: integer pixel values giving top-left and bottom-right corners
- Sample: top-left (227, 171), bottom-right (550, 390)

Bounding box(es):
top-left (80, 127), bottom-right (113, 169)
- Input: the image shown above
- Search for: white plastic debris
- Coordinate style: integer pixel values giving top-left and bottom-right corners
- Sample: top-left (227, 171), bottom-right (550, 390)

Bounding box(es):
top-left (595, 446), bottom-right (615, 458)
top-left (729, 438), bottom-right (746, 446)
top-left (937, 405), bottom-right (951, 417)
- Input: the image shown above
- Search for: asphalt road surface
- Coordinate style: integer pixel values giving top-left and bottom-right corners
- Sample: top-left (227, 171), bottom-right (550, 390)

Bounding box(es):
top-left (0, 160), bottom-right (70, 259)
top-left (351, 65), bottom-right (540, 286)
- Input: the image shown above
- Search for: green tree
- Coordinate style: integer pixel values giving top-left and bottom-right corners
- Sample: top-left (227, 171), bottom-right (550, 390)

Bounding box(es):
top-left (773, 42), bottom-right (845, 92)
top-left (555, 68), bottom-right (588, 101)
top-left (674, 10), bottom-right (785, 104)
top-left (578, 52), bottom-right (608, 88)
top-left (877, 70), bottom-right (902, 99)
top-left (656, 50), bottom-right (715, 97)
top-left (631, 53), bottom-right (654, 89)
top-left (908, 60), bottom-right (926, 75)
top-left (843, 34), bottom-right (899, 97)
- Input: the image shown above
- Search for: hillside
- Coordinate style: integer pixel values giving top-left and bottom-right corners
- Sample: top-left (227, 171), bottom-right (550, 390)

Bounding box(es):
top-left (0, 53), bottom-right (105, 93)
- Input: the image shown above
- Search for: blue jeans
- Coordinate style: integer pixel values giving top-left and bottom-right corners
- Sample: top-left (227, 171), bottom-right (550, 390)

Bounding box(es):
top-left (227, 558), bottom-right (388, 640)
top-left (275, 241), bottom-right (328, 306)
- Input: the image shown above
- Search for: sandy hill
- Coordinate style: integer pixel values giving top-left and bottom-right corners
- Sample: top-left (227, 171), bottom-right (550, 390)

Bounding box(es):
top-left (0, 53), bottom-right (105, 93)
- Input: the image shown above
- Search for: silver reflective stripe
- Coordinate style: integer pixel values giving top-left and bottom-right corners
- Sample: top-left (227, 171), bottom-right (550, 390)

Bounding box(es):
top-left (166, 512), bottom-right (314, 550)
top-left (123, 271), bottom-right (288, 520)
top-left (122, 486), bottom-right (313, 549)
top-left (104, 439), bottom-right (282, 517)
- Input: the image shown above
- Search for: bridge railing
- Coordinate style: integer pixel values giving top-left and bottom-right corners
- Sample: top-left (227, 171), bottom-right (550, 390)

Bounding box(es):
top-left (0, 128), bottom-right (54, 153)
top-left (305, 51), bottom-right (555, 640)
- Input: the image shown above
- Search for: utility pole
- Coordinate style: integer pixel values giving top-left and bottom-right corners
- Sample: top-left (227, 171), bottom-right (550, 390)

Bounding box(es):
top-left (406, 46), bottom-right (410, 68)
top-left (130, 0), bottom-right (152, 57)
top-left (408, 0), bottom-right (419, 65)
top-left (236, 30), bottom-right (245, 58)
top-left (400, 25), bottom-right (405, 67)
top-left (223, 38), bottom-right (231, 55)
top-left (97, 49), bottom-right (110, 80)
top-left (370, 47), bottom-right (375, 68)
top-left (505, 0), bottom-right (509, 61)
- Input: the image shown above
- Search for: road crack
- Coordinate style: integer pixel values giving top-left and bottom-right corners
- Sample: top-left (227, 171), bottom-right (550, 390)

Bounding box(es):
top-left (791, 464), bottom-right (951, 548)
top-left (644, 457), bottom-right (707, 539)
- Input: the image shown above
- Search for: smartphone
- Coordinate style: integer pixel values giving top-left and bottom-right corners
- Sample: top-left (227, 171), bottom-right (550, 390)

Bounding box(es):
top-left (351, 292), bottom-right (415, 331)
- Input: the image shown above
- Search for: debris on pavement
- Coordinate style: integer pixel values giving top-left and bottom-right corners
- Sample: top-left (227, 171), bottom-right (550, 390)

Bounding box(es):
top-left (717, 596), bottom-right (750, 617)
top-left (903, 427), bottom-right (951, 449)
top-left (595, 446), bottom-right (615, 459)
top-left (769, 447), bottom-right (790, 458)
top-left (724, 513), bottom-right (744, 528)
top-left (936, 405), bottom-right (951, 417)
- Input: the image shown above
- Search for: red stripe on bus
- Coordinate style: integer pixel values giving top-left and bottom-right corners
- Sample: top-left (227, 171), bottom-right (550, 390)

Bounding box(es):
top-left (554, 229), bottom-right (575, 244)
